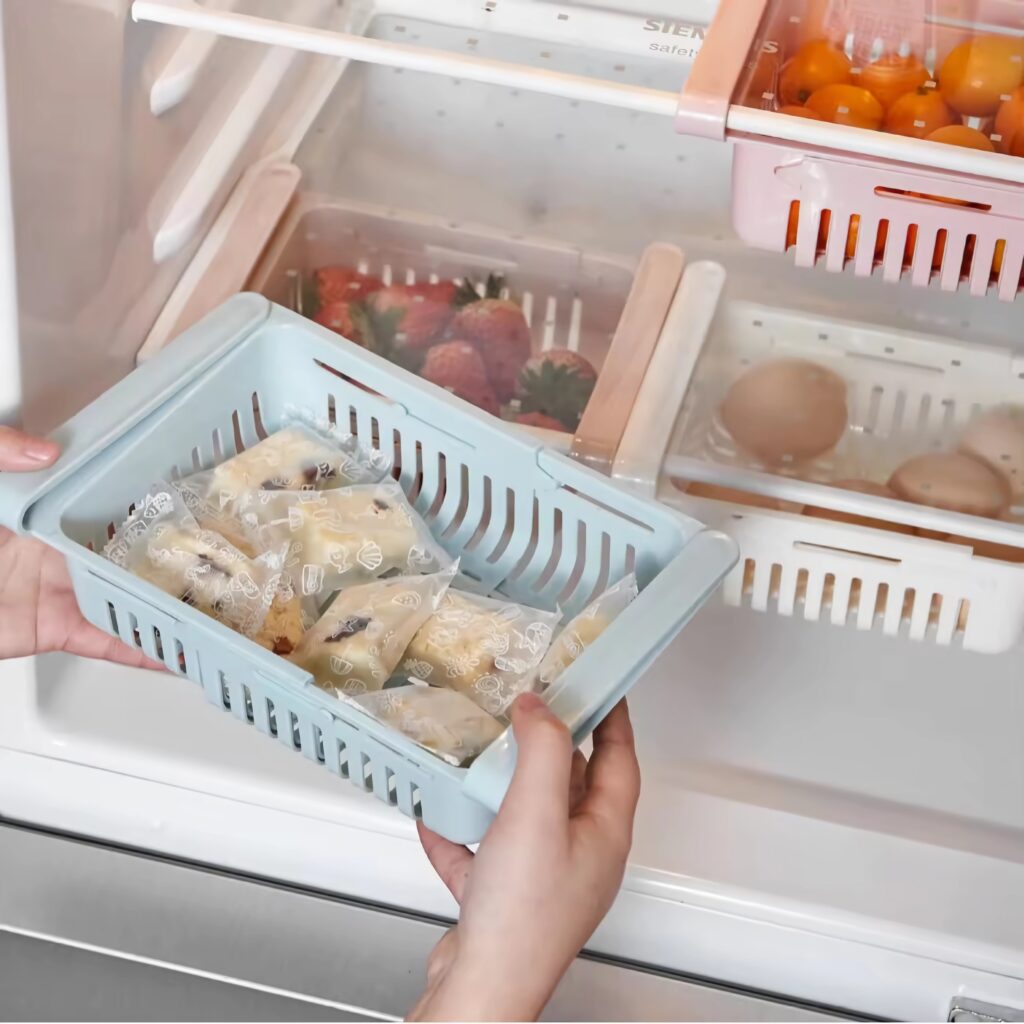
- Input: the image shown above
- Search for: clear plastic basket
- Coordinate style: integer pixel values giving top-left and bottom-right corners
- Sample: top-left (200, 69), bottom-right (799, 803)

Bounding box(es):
top-left (0, 294), bottom-right (736, 843)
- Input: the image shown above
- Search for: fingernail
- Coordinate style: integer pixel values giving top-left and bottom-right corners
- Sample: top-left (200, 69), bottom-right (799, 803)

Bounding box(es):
top-left (24, 440), bottom-right (57, 463)
top-left (514, 692), bottom-right (545, 714)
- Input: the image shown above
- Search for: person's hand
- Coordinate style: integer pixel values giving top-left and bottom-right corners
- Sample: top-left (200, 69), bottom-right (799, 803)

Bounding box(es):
top-left (0, 426), bottom-right (159, 668)
top-left (408, 694), bottom-right (641, 1022)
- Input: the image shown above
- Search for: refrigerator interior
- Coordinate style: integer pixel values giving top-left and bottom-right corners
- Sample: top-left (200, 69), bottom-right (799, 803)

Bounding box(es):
top-left (2, 2), bottom-right (1024, 1017)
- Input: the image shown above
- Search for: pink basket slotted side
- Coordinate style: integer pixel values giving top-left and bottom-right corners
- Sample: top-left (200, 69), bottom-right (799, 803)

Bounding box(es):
top-left (732, 139), bottom-right (1024, 300)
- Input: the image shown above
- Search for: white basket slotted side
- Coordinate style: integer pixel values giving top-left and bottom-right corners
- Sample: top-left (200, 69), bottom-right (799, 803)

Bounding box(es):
top-left (619, 263), bottom-right (1024, 655)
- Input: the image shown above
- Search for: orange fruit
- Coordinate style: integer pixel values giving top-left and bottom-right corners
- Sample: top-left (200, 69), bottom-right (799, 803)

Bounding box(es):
top-left (858, 53), bottom-right (930, 109)
top-left (926, 124), bottom-right (996, 150)
top-left (779, 40), bottom-right (853, 106)
top-left (807, 83), bottom-right (884, 128)
top-left (884, 86), bottom-right (957, 138)
top-left (994, 85), bottom-right (1024, 156)
top-left (939, 35), bottom-right (1024, 117)
top-left (779, 104), bottom-right (825, 120)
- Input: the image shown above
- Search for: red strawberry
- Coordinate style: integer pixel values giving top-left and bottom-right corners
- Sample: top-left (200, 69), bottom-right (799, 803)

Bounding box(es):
top-left (315, 266), bottom-right (382, 305)
top-left (516, 350), bottom-right (598, 431)
top-left (314, 301), bottom-right (367, 345)
top-left (369, 284), bottom-right (454, 351)
top-left (451, 298), bottom-right (532, 401)
top-left (421, 341), bottom-right (499, 415)
top-left (515, 412), bottom-right (568, 432)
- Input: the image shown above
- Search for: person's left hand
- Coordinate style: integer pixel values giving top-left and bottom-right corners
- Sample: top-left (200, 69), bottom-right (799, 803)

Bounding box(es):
top-left (0, 426), bottom-right (160, 667)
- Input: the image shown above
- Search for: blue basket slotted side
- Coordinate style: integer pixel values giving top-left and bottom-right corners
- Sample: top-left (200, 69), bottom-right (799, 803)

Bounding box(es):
top-left (22, 301), bottom-right (732, 843)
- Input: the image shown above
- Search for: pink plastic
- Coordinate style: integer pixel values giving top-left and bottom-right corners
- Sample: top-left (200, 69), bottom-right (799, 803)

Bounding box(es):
top-left (731, 138), bottom-right (1024, 300)
top-left (676, 0), bottom-right (771, 139)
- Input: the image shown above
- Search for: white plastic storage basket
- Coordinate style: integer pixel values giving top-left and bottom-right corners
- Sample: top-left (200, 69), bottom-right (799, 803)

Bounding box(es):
top-left (0, 294), bottom-right (736, 843)
top-left (616, 261), bottom-right (1024, 655)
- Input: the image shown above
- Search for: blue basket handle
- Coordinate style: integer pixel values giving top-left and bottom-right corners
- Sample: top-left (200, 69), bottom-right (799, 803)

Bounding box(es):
top-left (0, 294), bottom-right (269, 533)
top-left (462, 528), bottom-right (738, 815)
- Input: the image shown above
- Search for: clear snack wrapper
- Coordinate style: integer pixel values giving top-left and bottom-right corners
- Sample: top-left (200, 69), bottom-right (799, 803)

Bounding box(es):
top-left (103, 484), bottom-right (303, 653)
top-left (401, 587), bottom-right (559, 716)
top-left (535, 574), bottom-right (638, 692)
top-left (237, 481), bottom-right (452, 596)
top-left (175, 421), bottom-right (391, 543)
top-left (350, 683), bottom-right (504, 768)
top-left (291, 567), bottom-right (455, 697)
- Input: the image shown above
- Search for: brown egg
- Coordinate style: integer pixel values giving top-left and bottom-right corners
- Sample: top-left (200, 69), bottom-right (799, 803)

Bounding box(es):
top-left (720, 359), bottom-right (848, 465)
top-left (888, 452), bottom-right (1011, 518)
top-left (679, 480), bottom-right (784, 511)
top-left (958, 406), bottom-right (1024, 497)
top-left (803, 479), bottom-right (915, 534)
top-left (941, 534), bottom-right (1024, 563)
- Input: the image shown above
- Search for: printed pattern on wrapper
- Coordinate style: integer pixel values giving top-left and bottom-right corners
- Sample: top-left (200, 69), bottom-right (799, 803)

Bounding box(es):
top-left (402, 587), bottom-right (560, 716)
top-left (290, 567), bottom-right (456, 697)
top-left (234, 481), bottom-right (452, 598)
top-left (535, 573), bottom-right (638, 691)
top-left (103, 483), bottom-right (293, 641)
top-left (174, 421), bottom-right (392, 537)
top-left (350, 684), bottom-right (504, 768)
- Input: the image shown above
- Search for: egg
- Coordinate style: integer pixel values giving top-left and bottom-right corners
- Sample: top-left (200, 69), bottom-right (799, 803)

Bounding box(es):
top-left (888, 452), bottom-right (1011, 518)
top-left (958, 406), bottom-right (1024, 496)
top-left (803, 479), bottom-right (915, 534)
top-left (720, 358), bottom-right (848, 464)
top-left (941, 534), bottom-right (1024, 563)
top-left (679, 480), bottom-right (784, 511)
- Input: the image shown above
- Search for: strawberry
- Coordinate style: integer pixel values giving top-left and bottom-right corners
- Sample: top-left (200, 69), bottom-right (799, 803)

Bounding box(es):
top-left (315, 266), bottom-right (382, 305)
top-left (368, 283), bottom-right (453, 352)
top-left (516, 350), bottom-right (598, 431)
top-left (421, 341), bottom-right (499, 415)
top-left (451, 275), bottom-right (532, 402)
top-left (515, 412), bottom-right (568, 432)
top-left (314, 300), bottom-right (369, 346)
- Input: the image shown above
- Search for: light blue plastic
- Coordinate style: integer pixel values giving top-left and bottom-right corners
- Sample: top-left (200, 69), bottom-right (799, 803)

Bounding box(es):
top-left (0, 294), bottom-right (737, 843)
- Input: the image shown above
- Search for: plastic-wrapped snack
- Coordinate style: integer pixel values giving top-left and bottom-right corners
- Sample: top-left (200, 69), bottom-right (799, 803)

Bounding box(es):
top-left (350, 683), bottom-right (503, 767)
top-left (535, 574), bottom-right (638, 692)
top-left (238, 481), bottom-right (451, 597)
top-left (291, 569), bottom-right (454, 697)
top-left (176, 422), bottom-right (391, 536)
top-left (104, 484), bottom-right (301, 652)
top-left (401, 588), bottom-right (559, 716)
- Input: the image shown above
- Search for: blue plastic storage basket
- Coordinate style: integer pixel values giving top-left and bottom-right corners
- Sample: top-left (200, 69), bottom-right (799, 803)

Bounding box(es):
top-left (0, 294), bottom-right (736, 843)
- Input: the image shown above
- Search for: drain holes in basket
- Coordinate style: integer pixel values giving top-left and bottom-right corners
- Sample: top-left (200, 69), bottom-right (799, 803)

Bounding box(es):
top-left (556, 520), bottom-right (589, 607)
top-left (411, 785), bottom-right (423, 819)
top-left (327, 394), bottom-right (337, 425)
top-left (462, 474), bottom-right (493, 553)
top-left (231, 410), bottom-right (245, 455)
top-left (361, 753), bottom-right (373, 791)
top-left (218, 672), bottom-right (231, 710)
top-left (961, 234), bottom-right (978, 279)
top-left (338, 740), bottom-right (349, 778)
top-left (211, 428), bottom-right (224, 463)
top-left (314, 726), bottom-right (325, 764)
top-left (956, 598), bottom-right (970, 634)
top-left (243, 686), bottom-right (255, 723)
top-left (267, 698), bottom-right (277, 735)
top-left (107, 602), bottom-right (119, 635)
top-left (191, 446), bottom-right (203, 472)
top-left (440, 464), bottom-right (472, 541)
top-left (486, 488), bottom-right (518, 565)
top-left (128, 613), bottom-right (142, 649)
top-left (528, 507), bottom-right (564, 593)
top-left (874, 186), bottom-right (991, 213)
top-left (427, 452), bottom-right (448, 520)
top-left (174, 639), bottom-right (187, 674)
top-left (386, 769), bottom-right (398, 806)
top-left (252, 392), bottom-right (268, 439)
top-left (152, 627), bottom-right (165, 662)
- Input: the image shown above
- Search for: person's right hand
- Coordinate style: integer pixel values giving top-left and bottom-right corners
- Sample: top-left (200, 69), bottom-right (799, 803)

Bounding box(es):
top-left (408, 694), bottom-right (641, 1022)
top-left (0, 426), bottom-right (160, 668)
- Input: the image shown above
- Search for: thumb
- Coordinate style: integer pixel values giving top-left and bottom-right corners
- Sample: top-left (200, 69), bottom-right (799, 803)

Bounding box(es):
top-left (0, 426), bottom-right (59, 471)
top-left (500, 692), bottom-right (573, 824)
